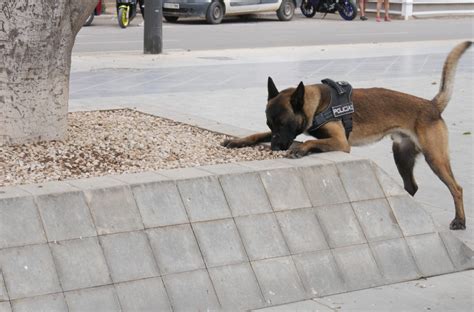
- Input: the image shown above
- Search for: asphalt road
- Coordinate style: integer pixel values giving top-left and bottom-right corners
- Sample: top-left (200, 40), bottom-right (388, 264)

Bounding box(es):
top-left (74, 14), bottom-right (474, 53)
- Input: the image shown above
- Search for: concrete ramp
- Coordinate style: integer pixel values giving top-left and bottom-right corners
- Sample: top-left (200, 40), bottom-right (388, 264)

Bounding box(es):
top-left (0, 152), bottom-right (472, 311)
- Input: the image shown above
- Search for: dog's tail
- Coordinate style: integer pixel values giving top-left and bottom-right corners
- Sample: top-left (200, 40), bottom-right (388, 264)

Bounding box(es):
top-left (432, 41), bottom-right (472, 113)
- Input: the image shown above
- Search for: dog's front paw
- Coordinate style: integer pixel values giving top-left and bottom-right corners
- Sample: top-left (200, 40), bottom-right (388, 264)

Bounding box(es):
top-left (450, 218), bottom-right (466, 230)
top-left (287, 145), bottom-right (309, 159)
top-left (221, 139), bottom-right (243, 149)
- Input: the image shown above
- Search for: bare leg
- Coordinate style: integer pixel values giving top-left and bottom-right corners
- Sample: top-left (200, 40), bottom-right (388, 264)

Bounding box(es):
top-left (359, 0), bottom-right (367, 19)
top-left (376, 0), bottom-right (382, 21)
top-left (384, 0), bottom-right (391, 20)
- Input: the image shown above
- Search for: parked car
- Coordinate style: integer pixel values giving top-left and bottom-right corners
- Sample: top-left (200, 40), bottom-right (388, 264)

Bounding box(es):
top-left (84, 0), bottom-right (103, 26)
top-left (163, 0), bottom-right (301, 24)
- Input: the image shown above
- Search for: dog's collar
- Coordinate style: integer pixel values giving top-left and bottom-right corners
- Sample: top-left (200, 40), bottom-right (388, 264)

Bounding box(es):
top-left (307, 78), bottom-right (354, 138)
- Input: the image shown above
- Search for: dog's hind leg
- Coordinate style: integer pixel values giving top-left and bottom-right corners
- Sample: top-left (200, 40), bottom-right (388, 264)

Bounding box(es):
top-left (417, 121), bottom-right (465, 230)
top-left (392, 136), bottom-right (420, 196)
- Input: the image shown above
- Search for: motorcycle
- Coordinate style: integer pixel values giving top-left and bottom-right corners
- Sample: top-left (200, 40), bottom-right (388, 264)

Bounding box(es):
top-left (116, 0), bottom-right (145, 28)
top-left (84, 0), bottom-right (102, 26)
top-left (300, 0), bottom-right (357, 20)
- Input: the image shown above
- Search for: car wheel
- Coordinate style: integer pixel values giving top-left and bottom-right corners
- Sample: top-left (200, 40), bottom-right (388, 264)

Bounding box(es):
top-left (164, 16), bottom-right (179, 23)
top-left (206, 1), bottom-right (224, 24)
top-left (277, 0), bottom-right (295, 21)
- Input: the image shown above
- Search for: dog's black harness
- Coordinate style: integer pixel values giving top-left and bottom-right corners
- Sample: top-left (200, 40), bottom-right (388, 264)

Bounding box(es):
top-left (307, 79), bottom-right (354, 138)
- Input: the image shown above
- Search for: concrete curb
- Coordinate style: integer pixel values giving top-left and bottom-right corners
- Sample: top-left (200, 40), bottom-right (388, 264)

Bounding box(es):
top-left (0, 153), bottom-right (472, 311)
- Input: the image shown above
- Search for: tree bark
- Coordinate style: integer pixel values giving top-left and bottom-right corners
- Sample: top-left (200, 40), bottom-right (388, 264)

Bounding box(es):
top-left (0, 0), bottom-right (97, 146)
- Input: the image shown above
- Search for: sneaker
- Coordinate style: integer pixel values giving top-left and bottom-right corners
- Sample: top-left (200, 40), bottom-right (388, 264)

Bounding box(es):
top-left (360, 16), bottom-right (368, 21)
top-left (384, 15), bottom-right (391, 21)
top-left (376, 16), bottom-right (381, 22)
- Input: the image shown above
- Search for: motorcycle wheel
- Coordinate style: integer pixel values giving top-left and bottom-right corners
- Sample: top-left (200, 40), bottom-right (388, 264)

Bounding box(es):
top-left (84, 13), bottom-right (94, 26)
top-left (300, 1), bottom-right (316, 18)
top-left (118, 7), bottom-right (130, 28)
top-left (337, 0), bottom-right (357, 20)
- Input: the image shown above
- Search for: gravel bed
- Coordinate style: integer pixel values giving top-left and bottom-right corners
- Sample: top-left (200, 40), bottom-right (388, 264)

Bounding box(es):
top-left (1, 109), bottom-right (284, 187)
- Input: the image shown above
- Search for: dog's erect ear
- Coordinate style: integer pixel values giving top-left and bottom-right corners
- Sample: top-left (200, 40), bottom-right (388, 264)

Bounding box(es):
top-left (291, 81), bottom-right (305, 112)
top-left (268, 77), bottom-right (279, 101)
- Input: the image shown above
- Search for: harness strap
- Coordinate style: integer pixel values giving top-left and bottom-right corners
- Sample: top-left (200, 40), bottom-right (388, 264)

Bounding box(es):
top-left (307, 78), bottom-right (354, 138)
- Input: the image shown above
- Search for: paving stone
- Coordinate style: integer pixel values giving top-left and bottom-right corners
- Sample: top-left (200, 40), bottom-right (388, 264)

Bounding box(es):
top-left (0, 270), bottom-right (8, 301)
top-left (67, 176), bottom-right (126, 190)
top-left (115, 278), bottom-right (172, 312)
top-left (220, 173), bottom-right (272, 217)
top-left (110, 171), bottom-right (168, 185)
top-left (337, 160), bottom-right (385, 201)
top-left (333, 244), bottom-right (383, 291)
top-left (200, 163), bottom-right (253, 175)
top-left (253, 299), bottom-right (334, 312)
top-left (388, 195), bottom-right (436, 236)
top-left (193, 219), bottom-right (248, 267)
top-left (293, 250), bottom-right (346, 297)
top-left (275, 208), bottom-right (329, 254)
top-left (235, 213), bottom-right (289, 261)
top-left (0, 197), bottom-right (46, 249)
top-left (35, 192), bottom-right (96, 242)
top-left (158, 167), bottom-right (212, 180)
top-left (260, 168), bottom-right (311, 211)
top-left (177, 176), bottom-right (231, 222)
top-left (0, 186), bottom-right (30, 199)
top-left (252, 256), bottom-right (306, 306)
top-left (84, 186), bottom-right (144, 235)
top-left (19, 182), bottom-right (79, 196)
top-left (163, 269), bottom-right (221, 312)
top-left (315, 151), bottom-right (364, 163)
top-left (275, 156), bottom-right (332, 168)
top-left (315, 204), bottom-right (366, 248)
top-left (439, 231), bottom-right (474, 270)
top-left (50, 237), bottom-right (111, 291)
top-left (0, 244), bottom-right (61, 300)
top-left (100, 231), bottom-right (159, 283)
top-left (11, 293), bottom-right (67, 312)
top-left (406, 233), bottom-right (455, 276)
top-left (147, 225), bottom-right (205, 275)
top-left (370, 238), bottom-right (420, 283)
top-left (372, 164), bottom-right (407, 197)
top-left (301, 164), bottom-right (349, 207)
top-left (0, 302), bottom-right (11, 312)
top-left (132, 181), bottom-right (188, 228)
top-left (352, 199), bottom-right (402, 242)
top-left (65, 286), bottom-right (121, 312)
top-left (240, 159), bottom-right (291, 171)
top-left (209, 263), bottom-right (266, 311)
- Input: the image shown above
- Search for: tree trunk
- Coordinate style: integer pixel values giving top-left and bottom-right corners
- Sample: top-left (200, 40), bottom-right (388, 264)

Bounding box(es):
top-left (0, 0), bottom-right (97, 145)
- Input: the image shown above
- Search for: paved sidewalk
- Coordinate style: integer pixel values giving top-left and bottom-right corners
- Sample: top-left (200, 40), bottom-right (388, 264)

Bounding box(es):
top-left (70, 39), bottom-right (474, 247)
top-left (254, 270), bottom-right (474, 312)
top-left (68, 39), bottom-right (473, 310)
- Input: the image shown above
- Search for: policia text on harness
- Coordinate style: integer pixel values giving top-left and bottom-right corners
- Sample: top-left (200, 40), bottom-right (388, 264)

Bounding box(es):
top-left (307, 79), bottom-right (354, 138)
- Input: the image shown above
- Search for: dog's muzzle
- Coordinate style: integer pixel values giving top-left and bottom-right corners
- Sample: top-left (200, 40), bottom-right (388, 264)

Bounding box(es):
top-left (271, 134), bottom-right (292, 151)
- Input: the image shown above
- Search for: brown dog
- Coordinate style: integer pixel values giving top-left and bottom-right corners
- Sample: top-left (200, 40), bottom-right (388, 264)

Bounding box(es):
top-left (222, 41), bottom-right (472, 230)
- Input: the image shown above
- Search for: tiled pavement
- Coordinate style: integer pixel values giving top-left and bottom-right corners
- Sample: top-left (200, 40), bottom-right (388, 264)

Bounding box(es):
top-left (0, 155), bottom-right (471, 311)
top-left (1, 40), bottom-right (472, 311)
top-left (70, 40), bottom-right (474, 248)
